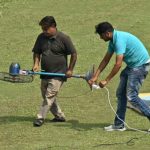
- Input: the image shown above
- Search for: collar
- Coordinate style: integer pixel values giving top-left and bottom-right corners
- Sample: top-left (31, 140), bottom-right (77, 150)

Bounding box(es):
top-left (49, 31), bottom-right (58, 39)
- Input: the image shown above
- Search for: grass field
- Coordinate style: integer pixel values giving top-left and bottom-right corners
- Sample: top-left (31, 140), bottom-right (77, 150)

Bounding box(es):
top-left (0, 0), bottom-right (150, 149)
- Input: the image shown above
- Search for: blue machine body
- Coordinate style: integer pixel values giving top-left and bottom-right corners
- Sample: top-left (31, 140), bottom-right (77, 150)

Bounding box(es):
top-left (9, 63), bottom-right (20, 75)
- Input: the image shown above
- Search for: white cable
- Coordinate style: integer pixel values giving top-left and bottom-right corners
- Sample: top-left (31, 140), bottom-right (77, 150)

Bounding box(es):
top-left (92, 84), bottom-right (150, 134)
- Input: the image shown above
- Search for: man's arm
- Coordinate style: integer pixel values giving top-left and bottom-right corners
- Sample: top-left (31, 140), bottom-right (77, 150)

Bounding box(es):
top-left (89, 51), bottom-right (113, 84)
top-left (32, 34), bottom-right (42, 72)
top-left (99, 54), bottom-right (123, 88)
top-left (66, 52), bottom-right (77, 77)
top-left (32, 53), bottom-right (41, 72)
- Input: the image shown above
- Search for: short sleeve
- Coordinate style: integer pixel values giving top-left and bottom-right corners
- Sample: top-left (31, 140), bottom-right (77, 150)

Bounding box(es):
top-left (63, 36), bottom-right (76, 55)
top-left (114, 39), bottom-right (126, 55)
top-left (32, 35), bottom-right (42, 54)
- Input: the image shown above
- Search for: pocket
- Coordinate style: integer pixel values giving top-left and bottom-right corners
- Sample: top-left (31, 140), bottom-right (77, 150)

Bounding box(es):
top-left (42, 50), bottom-right (51, 56)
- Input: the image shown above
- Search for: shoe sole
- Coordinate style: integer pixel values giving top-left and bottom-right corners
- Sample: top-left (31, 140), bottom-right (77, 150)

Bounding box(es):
top-left (104, 128), bottom-right (126, 131)
top-left (33, 119), bottom-right (44, 127)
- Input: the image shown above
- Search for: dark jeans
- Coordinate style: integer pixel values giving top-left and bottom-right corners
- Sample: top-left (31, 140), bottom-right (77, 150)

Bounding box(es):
top-left (114, 63), bottom-right (150, 126)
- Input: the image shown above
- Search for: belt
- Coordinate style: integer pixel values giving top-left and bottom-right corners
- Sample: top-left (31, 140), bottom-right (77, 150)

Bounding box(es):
top-left (144, 62), bottom-right (150, 66)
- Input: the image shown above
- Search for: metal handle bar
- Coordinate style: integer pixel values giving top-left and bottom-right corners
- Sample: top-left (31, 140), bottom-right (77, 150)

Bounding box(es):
top-left (28, 71), bottom-right (85, 79)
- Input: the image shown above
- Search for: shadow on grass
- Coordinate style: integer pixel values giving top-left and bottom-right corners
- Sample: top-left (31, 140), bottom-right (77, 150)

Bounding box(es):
top-left (52, 119), bottom-right (110, 131)
top-left (0, 116), bottom-right (34, 124)
top-left (0, 116), bottom-right (108, 130)
top-left (52, 120), bottom-right (149, 132)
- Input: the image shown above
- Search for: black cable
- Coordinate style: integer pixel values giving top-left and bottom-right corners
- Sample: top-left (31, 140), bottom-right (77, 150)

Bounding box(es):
top-left (93, 133), bottom-right (149, 147)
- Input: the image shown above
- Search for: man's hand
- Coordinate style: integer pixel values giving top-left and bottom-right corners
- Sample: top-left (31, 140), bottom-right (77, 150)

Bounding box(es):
top-left (87, 76), bottom-right (98, 90)
top-left (66, 69), bottom-right (73, 78)
top-left (33, 53), bottom-right (40, 72)
top-left (99, 80), bottom-right (108, 88)
top-left (88, 76), bottom-right (98, 86)
top-left (32, 65), bottom-right (39, 72)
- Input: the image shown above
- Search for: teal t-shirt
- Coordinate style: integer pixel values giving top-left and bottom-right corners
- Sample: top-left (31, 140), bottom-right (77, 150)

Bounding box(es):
top-left (108, 30), bottom-right (150, 68)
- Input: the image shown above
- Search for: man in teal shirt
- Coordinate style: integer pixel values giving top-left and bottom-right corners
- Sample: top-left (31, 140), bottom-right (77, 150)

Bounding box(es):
top-left (89, 22), bottom-right (150, 131)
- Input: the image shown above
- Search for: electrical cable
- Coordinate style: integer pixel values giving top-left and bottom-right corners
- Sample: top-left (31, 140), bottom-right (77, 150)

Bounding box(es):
top-left (93, 86), bottom-right (150, 147)
top-left (58, 85), bottom-right (150, 147)
top-left (93, 134), bottom-right (147, 147)
top-left (104, 87), bottom-right (150, 134)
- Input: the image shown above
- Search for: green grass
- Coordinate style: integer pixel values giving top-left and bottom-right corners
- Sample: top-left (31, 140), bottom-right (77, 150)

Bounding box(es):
top-left (0, 0), bottom-right (150, 149)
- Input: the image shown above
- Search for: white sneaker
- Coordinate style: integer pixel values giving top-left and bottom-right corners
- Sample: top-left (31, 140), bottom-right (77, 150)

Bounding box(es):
top-left (104, 125), bottom-right (126, 131)
top-left (148, 129), bottom-right (150, 132)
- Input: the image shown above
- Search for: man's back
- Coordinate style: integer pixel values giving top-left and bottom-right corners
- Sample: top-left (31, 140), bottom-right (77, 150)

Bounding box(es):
top-left (108, 30), bottom-right (150, 68)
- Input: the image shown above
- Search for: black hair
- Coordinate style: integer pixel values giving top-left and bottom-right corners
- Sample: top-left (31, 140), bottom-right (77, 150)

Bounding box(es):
top-left (39, 16), bottom-right (57, 27)
top-left (95, 22), bottom-right (114, 34)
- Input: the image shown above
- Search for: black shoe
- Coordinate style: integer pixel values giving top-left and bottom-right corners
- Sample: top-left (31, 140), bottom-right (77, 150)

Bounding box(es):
top-left (33, 118), bottom-right (44, 127)
top-left (50, 117), bottom-right (66, 122)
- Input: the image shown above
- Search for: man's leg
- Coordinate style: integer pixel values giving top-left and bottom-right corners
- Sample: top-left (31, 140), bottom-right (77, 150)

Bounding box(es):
top-left (127, 66), bottom-right (150, 118)
top-left (34, 79), bottom-right (64, 126)
top-left (38, 79), bottom-right (64, 118)
top-left (50, 100), bottom-right (65, 120)
top-left (114, 68), bottom-right (128, 126)
top-left (105, 68), bottom-right (128, 131)
top-left (33, 79), bottom-right (48, 127)
top-left (36, 79), bottom-right (48, 119)
top-left (49, 79), bottom-right (65, 121)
